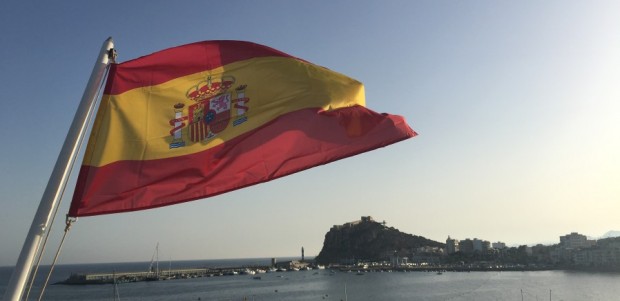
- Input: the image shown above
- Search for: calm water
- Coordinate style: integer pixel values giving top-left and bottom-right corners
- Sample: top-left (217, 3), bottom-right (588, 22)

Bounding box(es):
top-left (2, 259), bottom-right (620, 301)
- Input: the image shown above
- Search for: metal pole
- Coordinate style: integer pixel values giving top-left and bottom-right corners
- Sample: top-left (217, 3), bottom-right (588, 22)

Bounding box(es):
top-left (2, 37), bottom-right (114, 301)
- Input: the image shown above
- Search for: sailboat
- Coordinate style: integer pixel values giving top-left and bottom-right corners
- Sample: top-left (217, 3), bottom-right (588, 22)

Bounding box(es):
top-left (112, 271), bottom-right (121, 301)
top-left (162, 256), bottom-right (174, 280)
top-left (145, 243), bottom-right (160, 281)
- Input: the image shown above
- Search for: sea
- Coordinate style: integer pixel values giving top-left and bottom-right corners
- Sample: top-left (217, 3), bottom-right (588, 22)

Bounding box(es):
top-left (1, 258), bottom-right (620, 301)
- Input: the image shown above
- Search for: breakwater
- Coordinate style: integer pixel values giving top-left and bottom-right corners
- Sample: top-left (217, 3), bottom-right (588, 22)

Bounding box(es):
top-left (59, 266), bottom-right (273, 285)
top-left (59, 264), bottom-right (559, 285)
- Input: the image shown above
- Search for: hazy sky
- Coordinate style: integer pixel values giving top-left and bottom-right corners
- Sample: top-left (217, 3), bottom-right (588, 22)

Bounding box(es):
top-left (0, 1), bottom-right (619, 266)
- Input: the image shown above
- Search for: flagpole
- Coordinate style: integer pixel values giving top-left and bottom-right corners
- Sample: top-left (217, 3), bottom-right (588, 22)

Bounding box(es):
top-left (2, 37), bottom-right (114, 301)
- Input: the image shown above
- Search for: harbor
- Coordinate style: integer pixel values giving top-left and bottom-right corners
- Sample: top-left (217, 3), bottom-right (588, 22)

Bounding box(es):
top-left (57, 263), bottom-right (557, 285)
top-left (5, 261), bottom-right (620, 301)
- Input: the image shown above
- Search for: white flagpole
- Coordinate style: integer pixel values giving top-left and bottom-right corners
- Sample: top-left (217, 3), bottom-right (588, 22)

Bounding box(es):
top-left (2, 37), bottom-right (114, 301)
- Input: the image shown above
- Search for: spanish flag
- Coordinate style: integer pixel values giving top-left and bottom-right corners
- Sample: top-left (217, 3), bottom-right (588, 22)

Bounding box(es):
top-left (68, 40), bottom-right (416, 217)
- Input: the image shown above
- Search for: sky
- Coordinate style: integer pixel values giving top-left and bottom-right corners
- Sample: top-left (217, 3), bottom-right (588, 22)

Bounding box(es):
top-left (0, 1), bottom-right (619, 266)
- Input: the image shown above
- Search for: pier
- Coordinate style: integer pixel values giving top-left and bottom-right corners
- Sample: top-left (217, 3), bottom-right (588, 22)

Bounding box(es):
top-left (59, 266), bottom-right (271, 285)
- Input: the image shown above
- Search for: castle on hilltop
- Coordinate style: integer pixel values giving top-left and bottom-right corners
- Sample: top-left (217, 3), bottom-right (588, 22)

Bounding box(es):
top-left (331, 216), bottom-right (377, 230)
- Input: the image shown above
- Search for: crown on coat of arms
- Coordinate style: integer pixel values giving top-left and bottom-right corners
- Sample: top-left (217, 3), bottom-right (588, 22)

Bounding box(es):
top-left (186, 75), bottom-right (236, 102)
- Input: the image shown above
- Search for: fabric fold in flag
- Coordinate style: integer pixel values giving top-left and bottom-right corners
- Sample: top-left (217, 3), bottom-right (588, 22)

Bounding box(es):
top-left (69, 40), bottom-right (416, 217)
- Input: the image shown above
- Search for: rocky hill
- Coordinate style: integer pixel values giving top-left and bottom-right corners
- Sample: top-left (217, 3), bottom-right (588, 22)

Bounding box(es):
top-left (315, 216), bottom-right (444, 264)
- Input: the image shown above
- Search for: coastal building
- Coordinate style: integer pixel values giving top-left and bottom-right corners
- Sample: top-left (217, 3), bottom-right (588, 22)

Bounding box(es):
top-left (446, 236), bottom-right (459, 254)
top-left (573, 247), bottom-right (620, 267)
top-left (472, 238), bottom-right (490, 252)
top-left (552, 233), bottom-right (599, 263)
top-left (492, 242), bottom-right (506, 249)
top-left (550, 247), bottom-right (573, 264)
top-left (416, 246), bottom-right (443, 255)
top-left (572, 238), bottom-right (620, 268)
top-left (446, 236), bottom-right (491, 254)
top-left (361, 216), bottom-right (374, 223)
top-left (331, 216), bottom-right (375, 230)
top-left (274, 260), bottom-right (310, 270)
top-left (391, 255), bottom-right (409, 266)
top-left (560, 232), bottom-right (596, 249)
top-left (459, 239), bottom-right (474, 254)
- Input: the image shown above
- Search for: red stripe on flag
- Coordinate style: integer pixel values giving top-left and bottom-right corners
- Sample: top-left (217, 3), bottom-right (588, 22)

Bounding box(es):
top-left (105, 41), bottom-right (298, 95)
top-left (69, 106), bottom-right (415, 217)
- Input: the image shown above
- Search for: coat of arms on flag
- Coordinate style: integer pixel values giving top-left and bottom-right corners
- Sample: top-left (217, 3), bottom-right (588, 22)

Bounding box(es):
top-left (169, 75), bottom-right (250, 148)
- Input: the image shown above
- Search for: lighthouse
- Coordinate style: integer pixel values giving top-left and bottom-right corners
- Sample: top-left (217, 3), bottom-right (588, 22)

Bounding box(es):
top-left (301, 247), bottom-right (305, 262)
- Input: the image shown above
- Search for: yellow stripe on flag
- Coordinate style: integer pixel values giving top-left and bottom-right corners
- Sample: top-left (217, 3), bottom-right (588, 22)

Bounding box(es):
top-left (84, 56), bottom-right (365, 167)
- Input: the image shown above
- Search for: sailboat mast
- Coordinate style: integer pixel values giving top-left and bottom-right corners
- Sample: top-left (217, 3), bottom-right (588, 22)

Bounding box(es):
top-left (156, 243), bottom-right (159, 277)
top-left (2, 38), bottom-right (115, 301)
